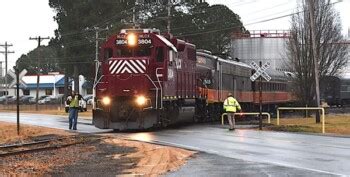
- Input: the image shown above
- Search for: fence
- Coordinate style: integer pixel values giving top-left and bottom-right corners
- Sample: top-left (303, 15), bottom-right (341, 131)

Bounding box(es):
top-left (277, 107), bottom-right (325, 133)
top-left (221, 112), bottom-right (271, 125)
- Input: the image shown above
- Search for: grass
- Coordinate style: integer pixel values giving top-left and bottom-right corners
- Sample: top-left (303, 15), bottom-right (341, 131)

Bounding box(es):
top-left (266, 114), bottom-right (350, 135)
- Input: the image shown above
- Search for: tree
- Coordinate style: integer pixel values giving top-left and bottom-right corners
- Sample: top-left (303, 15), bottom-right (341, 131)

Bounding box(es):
top-left (287, 0), bottom-right (348, 109)
top-left (142, 2), bottom-right (246, 54)
top-left (17, 45), bottom-right (61, 75)
top-left (49, 0), bottom-right (135, 91)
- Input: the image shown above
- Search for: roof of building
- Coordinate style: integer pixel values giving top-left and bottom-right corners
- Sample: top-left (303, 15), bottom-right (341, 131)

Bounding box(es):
top-left (19, 74), bottom-right (72, 89)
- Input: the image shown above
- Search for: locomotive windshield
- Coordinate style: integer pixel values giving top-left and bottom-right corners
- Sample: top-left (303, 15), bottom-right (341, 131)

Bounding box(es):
top-left (116, 46), bottom-right (151, 57)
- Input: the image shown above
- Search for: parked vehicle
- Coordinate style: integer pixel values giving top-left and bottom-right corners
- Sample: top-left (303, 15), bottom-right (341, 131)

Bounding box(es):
top-left (38, 96), bottom-right (58, 104)
top-left (0, 96), bottom-right (14, 104)
top-left (7, 96), bottom-right (19, 104)
top-left (29, 95), bottom-right (50, 104)
top-left (83, 95), bottom-right (93, 105)
top-left (20, 96), bottom-right (34, 104)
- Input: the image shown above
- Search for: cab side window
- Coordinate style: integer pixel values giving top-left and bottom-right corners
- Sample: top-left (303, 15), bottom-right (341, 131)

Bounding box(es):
top-left (156, 47), bottom-right (164, 62)
top-left (104, 48), bottom-right (113, 60)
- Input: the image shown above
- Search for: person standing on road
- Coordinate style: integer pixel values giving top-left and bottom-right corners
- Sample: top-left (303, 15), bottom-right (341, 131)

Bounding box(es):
top-left (68, 91), bottom-right (80, 130)
top-left (223, 93), bottom-right (242, 131)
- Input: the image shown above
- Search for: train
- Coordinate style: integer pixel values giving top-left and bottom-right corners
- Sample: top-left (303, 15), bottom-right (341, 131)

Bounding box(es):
top-left (320, 76), bottom-right (350, 107)
top-left (92, 28), bottom-right (294, 130)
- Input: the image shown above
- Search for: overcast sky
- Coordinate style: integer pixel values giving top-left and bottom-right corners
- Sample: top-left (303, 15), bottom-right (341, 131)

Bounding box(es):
top-left (0, 0), bottom-right (349, 73)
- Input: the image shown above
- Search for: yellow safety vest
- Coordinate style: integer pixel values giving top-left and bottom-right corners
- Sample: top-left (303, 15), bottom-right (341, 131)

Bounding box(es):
top-left (223, 97), bottom-right (241, 113)
top-left (69, 96), bottom-right (79, 108)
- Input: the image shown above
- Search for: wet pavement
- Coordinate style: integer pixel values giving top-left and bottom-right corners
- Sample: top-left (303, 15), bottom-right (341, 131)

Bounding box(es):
top-left (167, 153), bottom-right (336, 177)
top-left (0, 112), bottom-right (111, 133)
top-left (1, 113), bottom-right (350, 176)
top-left (124, 124), bottom-right (350, 176)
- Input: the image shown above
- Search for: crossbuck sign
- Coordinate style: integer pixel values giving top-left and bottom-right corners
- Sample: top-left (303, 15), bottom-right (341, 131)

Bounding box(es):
top-left (250, 61), bottom-right (271, 82)
top-left (8, 69), bottom-right (27, 88)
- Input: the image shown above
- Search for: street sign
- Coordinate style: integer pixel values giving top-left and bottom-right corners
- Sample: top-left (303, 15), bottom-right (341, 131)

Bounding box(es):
top-left (8, 69), bottom-right (27, 88)
top-left (250, 61), bottom-right (271, 82)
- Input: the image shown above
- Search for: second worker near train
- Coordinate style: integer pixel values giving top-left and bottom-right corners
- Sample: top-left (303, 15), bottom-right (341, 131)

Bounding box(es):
top-left (223, 93), bottom-right (242, 131)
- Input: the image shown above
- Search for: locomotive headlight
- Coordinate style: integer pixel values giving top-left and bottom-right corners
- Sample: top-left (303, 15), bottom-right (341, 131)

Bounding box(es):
top-left (102, 96), bottom-right (111, 105)
top-left (127, 33), bottom-right (137, 47)
top-left (136, 95), bottom-right (147, 106)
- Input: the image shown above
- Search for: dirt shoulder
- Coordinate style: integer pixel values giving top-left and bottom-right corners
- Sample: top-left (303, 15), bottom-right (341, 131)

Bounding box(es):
top-left (0, 122), bottom-right (194, 176)
top-left (265, 114), bottom-right (350, 135)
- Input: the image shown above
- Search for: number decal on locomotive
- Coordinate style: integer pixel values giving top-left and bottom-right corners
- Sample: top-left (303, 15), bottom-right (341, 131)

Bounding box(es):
top-left (116, 39), bottom-right (127, 45)
top-left (138, 39), bottom-right (152, 45)
top-left (116, 39), bottom-right (152, 45)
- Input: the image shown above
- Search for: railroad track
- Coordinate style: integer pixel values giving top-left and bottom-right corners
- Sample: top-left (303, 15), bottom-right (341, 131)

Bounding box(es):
top-left (0, 135), bottom-right (104, 157)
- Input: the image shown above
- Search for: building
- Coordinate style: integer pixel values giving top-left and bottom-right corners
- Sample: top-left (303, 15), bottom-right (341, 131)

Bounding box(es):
top-left (20, 73), bottom-right (66, 98)
top-left (0, 72), bottom-right (91, 97)
top-left (230, 30), bottom-right (291, 72)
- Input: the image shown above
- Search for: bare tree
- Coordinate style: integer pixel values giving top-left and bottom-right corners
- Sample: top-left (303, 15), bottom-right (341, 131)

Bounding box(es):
top-left (287, 0), bottom-right (348, 108)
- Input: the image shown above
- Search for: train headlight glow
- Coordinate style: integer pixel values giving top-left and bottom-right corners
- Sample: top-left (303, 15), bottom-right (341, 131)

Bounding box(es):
top-left (136, 95), bottom-right (147, 106)
top-left (127, 33), bottom-right (137, 47)
top-left (102, 97), bottom-right (111, 105)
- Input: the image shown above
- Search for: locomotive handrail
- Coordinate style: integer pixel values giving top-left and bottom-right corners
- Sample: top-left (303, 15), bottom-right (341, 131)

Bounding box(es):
top-left (93, 75), bottom-right (106, 89)
top-left (156, 68), bottom-right (163, 109)
top-left (93, 75), bottom-right (105, 109)
top-left (276, 107), bottom-right (325, 133)
top-left (144, 74), bottom-right (159, 109)
top-left (221, 112), bottom-right (271, 125)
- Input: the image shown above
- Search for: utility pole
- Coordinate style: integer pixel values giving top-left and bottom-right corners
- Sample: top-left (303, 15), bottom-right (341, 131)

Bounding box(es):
top-left (29, 36), bottom-right (50, 111)
top-left (307, 0), bottom-right (321, 123)
top-left (91, 27), bottom-right (108, 110)
top-left (133, 6), bottom-right (136, 28)
top-left (0, 42), bottom-right (14, 97)
top-left (167, 0), bottom-right (172, 33)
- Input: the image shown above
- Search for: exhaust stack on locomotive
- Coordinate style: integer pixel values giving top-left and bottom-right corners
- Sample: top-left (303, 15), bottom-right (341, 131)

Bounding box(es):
top-left (93, 28), bottom-right (200, 130)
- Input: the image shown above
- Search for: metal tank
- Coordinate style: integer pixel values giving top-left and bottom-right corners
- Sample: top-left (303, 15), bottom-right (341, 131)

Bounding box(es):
top-left (230, 30), bottom-right (291, 72)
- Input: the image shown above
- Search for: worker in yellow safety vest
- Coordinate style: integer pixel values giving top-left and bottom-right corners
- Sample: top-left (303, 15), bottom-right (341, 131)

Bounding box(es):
top-left (223, 93), bottom-right (242, 131)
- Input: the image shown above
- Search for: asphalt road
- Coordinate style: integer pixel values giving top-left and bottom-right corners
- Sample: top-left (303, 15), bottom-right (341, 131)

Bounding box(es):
top-left (1, 112), bottom-right (350, 176)
top-left (123, 124), bottom-right (350, 176)
top-left (0, 112), bottom-right (110, 133)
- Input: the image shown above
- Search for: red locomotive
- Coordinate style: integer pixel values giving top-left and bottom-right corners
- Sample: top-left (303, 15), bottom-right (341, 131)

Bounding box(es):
top-left (93, 28), bottom-right (294, 130)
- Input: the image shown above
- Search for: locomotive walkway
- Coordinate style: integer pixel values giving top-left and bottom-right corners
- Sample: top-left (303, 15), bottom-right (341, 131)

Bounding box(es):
top-left (1, 112), bottom-right (350, 176)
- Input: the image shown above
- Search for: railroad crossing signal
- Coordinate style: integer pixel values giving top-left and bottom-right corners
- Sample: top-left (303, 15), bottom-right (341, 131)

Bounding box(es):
top-left (8, 69), bottom-right (27, 88)
top-left (250, 61), bottom-right (271, 82)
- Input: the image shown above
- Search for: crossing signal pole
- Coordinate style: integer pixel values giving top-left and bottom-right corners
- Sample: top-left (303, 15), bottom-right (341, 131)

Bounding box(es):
top-left (0, 42), bottom-right (15, 97)
top-left (29, 36), bottom-right (50, 111)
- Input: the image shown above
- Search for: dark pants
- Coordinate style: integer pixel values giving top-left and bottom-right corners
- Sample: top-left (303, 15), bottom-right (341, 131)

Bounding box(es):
top-left (69, 107), bottom-right (79, 130)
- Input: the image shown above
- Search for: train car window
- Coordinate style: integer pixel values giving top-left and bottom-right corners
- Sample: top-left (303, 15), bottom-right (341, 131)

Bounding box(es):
top-left (156, 47), bottom-right (164, 62)
top-left (104, 48), bottom-right (113, 60)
